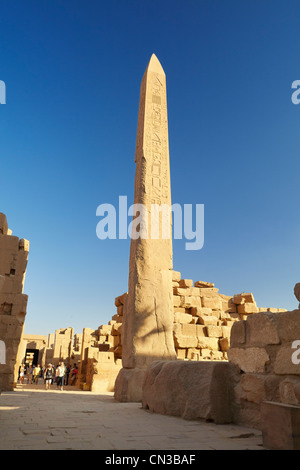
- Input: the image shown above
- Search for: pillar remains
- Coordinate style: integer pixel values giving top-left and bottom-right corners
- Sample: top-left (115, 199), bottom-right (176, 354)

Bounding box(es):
top-left (114, 54), bottom-right (176, 402)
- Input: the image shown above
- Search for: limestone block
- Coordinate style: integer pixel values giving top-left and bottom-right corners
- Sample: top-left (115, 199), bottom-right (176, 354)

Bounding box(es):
top-left (97, 351), bottom-right (114, 363)
top-left (201, 349), bottom-right (212, 359)
top-left (201, 296), bottom-right (222, 310)
top-left (210, 350), bottom-right (224, 360)
top-left (173, 295), bottom-right (181, 307)
top-left (190, 306), bottom-right (212, 317)
top-left (194, 281), bottom-right (214, 288)
top-left (181, 323), bottom-right (197, 337)
top-left (197, 288), bottom-right (219, 297)
top-left (180, 295), bottom-right (201, 308)
top-left (176, 348), bottom-right (186, 360)
top-left (173, 322), bottom-right (182, 336)
top-left (172, 271), bottom-right (181, 282)
top-left (221, 325), bottom-right (232, 338)
top-left (186, 348), bottom-right (201, 361)
top-left (178, 279), bottom-right (193, 288)
top-left (174, 312), bottom-right (193, 324)
top-left (221, 299), bottom-right (237, 313)
top-left (114, 292), bottom-right (127, 307)
top-left (198, 315), bottom-right (218, 326)
top-left (196, 325), bottom-right (206, 337)
top-left (219, 337), bottom-right (230, 352)
top-left (237, 302), bottom-right (259, 314)
top-left (233, 293), bottom-right (255, 304)
top-left (142, 360), bottom-right (235, 423)
top-left (112, 322), bottom-right (122, 336)
top-left (205, 325), bottom-right (222, 337)
top-left (197, 337), bottom-right (219, 350)
top-left (174, 334), bottom-right (198, 349)
top-left (227, 347), bottom-right (269, 373)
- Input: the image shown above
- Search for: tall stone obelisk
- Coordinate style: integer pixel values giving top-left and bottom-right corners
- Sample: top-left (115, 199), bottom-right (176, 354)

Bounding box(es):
top-left (114, 54), bottom-right (176, 402)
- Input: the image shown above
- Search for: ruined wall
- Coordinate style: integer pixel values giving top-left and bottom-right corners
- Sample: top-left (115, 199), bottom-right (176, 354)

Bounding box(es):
top-left (0, 213), bottom-right (29, 391)
top-left (111, 270), bottom-right (286, 365)
top-left (228, 307), bottom-right (300, 429)
top-left (77, 323), bottom-right (122, 392)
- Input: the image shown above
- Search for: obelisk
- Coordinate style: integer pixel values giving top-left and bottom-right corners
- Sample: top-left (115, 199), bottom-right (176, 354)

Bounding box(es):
top-left (114, 54), bottom-right (176, 402)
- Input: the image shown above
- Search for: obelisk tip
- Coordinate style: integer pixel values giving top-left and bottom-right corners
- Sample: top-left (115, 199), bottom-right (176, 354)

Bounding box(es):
top-left (147, 54), bottom-right (165, 75)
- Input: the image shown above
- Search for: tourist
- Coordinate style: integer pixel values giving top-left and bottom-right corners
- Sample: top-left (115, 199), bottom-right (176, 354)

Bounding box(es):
top-left (56, 362), bottom-right (66, 391)
top-left (26, 365), bottom-right (33, 384)
top-left (33, 364), bottom-right (41, 384)
top-left (19, 364), bottom-right (25, 384)
top-left (44, 364), bottom-right (53, 390)
top-left (70, 364), bottom-right (78, 385)
top-left (65, 365), bottom-right (70, 385)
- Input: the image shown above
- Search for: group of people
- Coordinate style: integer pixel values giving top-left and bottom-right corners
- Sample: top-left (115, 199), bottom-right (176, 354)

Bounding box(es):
top-left (18, 363), bottom-right (79, 390)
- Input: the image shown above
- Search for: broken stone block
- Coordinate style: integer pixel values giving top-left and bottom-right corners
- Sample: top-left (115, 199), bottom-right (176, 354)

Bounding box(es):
top-left (237, 302), bottom-right (259, 314)
top-left (174, 312), bottom-right (193, 324)
top-left (178, 279), bottom-right (193, 288)
top-left (180, 295), bottom-right (201, 308)
top-left (142, 360), bottom-right (235, 423)
top-left (205, 325), bottom-right (222, 337)
top-left (261, 401), bottom-right (300, 450)
top-left (198, 315), bottom-right (218, 326)
top-left (174, 334), bottom-right (198, 349)
top-left (190, 306), bottom-right (212, 317)
top-left (233, 293), bottom-right (255, 304)
top-left (197, 337), bottom-right (219, 350)
top-left (228, 347), bottom-right (269, 373)
top-left (194, 281), bottom-right (214, 288)
top-left (172, 271), bottom-right (181, 282)
top-left (247, 312), bottom-right (280, 346)
top-left (219, 337), bottom-right (230, 352)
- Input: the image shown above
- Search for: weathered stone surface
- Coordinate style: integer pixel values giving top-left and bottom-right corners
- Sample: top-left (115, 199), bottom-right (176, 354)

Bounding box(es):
top-left (0, 213), bottom-right (29, 391)
top-left (194, 281), bottom-right (214, 288)
top-left (261, 401), bottom-right (300, 450)
top-left (274, 345), bottom-right (300, 375)
top-left (279, 377), bottom-right (300, 405)
top-left (114, 55), bottom-right (176, 402)
top-left (230, 320), bottom-right (246, 347)
top-left (246, 312), bottom-right (280, 346)
top-left (142, 360), bottom-right (234, 423)
top-left (294, 283), bottom-right (300, 302)
top-left (228, 347), bottom-right (269, 373)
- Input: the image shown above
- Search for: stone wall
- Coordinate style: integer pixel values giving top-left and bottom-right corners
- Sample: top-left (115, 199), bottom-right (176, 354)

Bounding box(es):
top-left (228, 308), bottom-right (300, 429)
top-left (111, 270), bottom-right (286, 366)
top-left (0, 213), bottom-right (29, 391)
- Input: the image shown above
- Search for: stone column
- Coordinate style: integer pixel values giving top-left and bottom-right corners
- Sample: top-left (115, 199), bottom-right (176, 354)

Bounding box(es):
top-left (114, 54), bottom-right (176, 402)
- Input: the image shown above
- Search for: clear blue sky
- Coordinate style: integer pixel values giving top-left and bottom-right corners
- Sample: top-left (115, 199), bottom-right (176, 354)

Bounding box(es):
top-left (1, 0), bottom-right (299, 336)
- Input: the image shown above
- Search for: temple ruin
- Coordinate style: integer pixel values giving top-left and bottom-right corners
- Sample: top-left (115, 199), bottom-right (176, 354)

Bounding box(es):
top-left (0, 213), bottom-right (29, 391)
top-left (2, 54), bottom-right (300, 450)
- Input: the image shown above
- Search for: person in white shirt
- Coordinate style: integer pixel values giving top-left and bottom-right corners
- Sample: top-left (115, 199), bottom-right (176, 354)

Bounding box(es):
top-left (56, 362), bottom-right (66, 391)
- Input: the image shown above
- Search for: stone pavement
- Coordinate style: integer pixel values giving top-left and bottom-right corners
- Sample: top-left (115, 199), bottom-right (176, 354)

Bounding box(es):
top-left (0, 383), bottom-right (265, 451)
